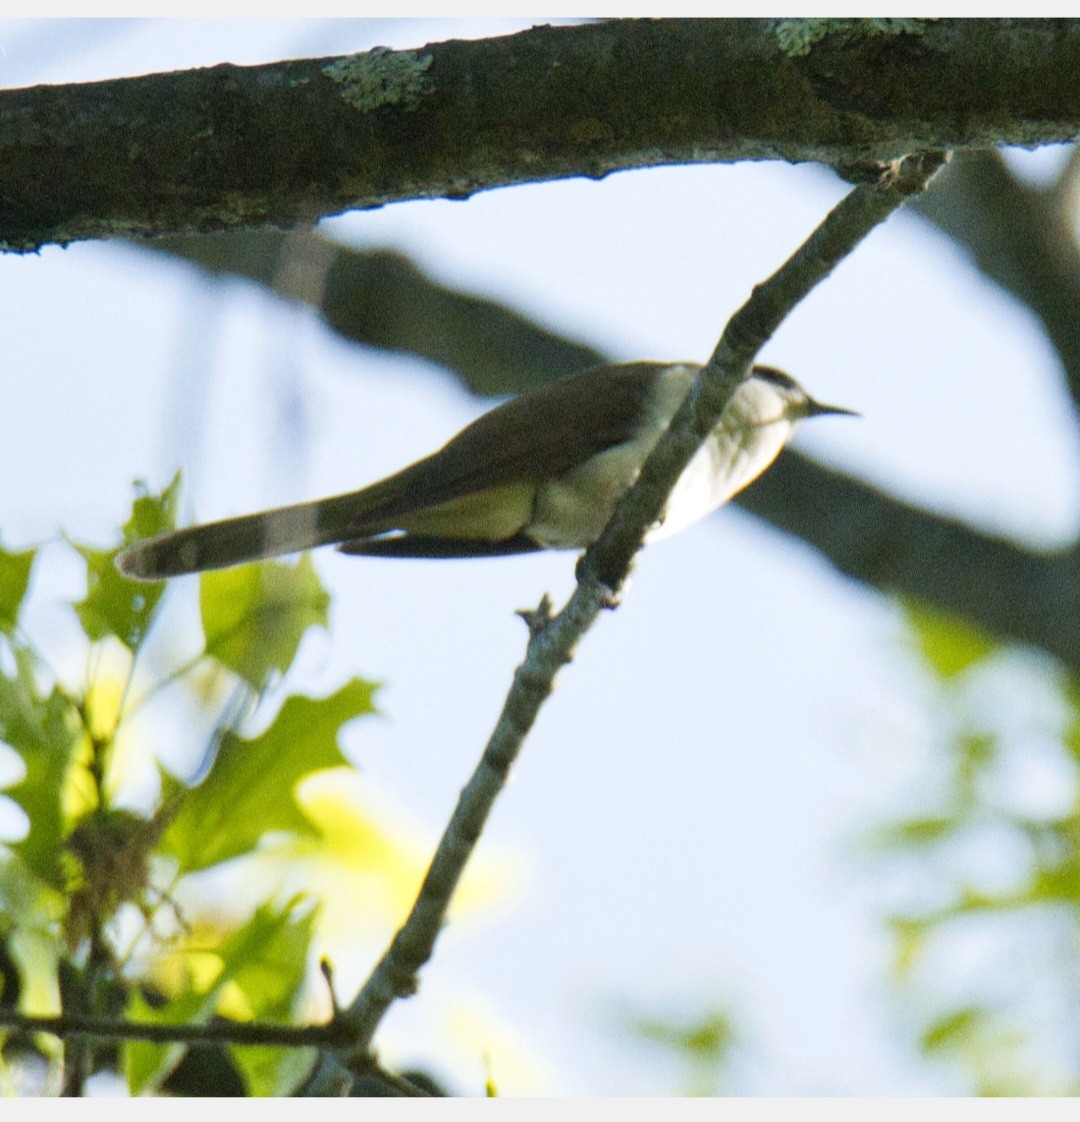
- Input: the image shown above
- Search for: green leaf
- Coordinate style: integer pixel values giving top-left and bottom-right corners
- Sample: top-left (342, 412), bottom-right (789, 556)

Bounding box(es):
top-left (124, 984), bottom-right (207, 1094)
top-left (160, 678), bottom-right (376, 875)
top-left (0, 852), bottom-right (66, 1018)
top-left (629, 1008), bottom-right (735, 1062)
top-left (622, 1006), bottom-right (736, 1096)
top-left (888, 916), bottom-right (930, 978)
top-left (921, 1006), bottom-right (983, 1052)
top-left (955, 732), bottom-right (996, 788)
top-left (226, 899), bottom-right (319, 1096)
top-left (903, 601), bottom-right (998, 680)
top-left (0, 650), bottom-right (81, 886)
top-left (1026, 861), bottom-right (1080, 903)
top-left (74, 475), bottom-right (181, 650)
top-left (200, 556), bottom-right (330, 689)
top-left (1062, 679), bottom-right (1080, 765)
top-left (8, 926), bottom-right (63, 1019)
top-left (865, 814), bottom-right (960, 851)
top-left (0, 543), bottom-right (35, 633)
top-left (1064, 718), bottom-right (1080, 765)
top-left (0, 851), bottom-right (67, 936)
top-left (125, 900), bottom-right (315, 1095)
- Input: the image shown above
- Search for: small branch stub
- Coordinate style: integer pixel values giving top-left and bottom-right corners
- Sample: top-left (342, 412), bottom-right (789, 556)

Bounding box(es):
top-left (516, 594), bottom-right (555, 637)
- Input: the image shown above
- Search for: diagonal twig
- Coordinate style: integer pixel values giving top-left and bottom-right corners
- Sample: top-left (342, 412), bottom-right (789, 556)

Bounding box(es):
top-left (0, 1008), bottom-right (432, 1096)
top-left (319, 151), bottom-right (948, 1090)
top-left (911, 148), bottom-right (1080, 419)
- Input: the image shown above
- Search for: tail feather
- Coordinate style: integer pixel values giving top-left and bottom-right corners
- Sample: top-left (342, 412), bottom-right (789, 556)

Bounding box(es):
top-left (116, 490), bottom-right (373, 580)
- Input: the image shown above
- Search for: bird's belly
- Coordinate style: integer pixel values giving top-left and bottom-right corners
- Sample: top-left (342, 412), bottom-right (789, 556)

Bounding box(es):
top-left (648, 439), bottom-right (729, 542)
top-left (529, 440), bottom-right (649, 548)
top-left (650, 421), bottom-right (794, 543)
top-left (402, 483), bottom-right (537, 540)
top-left (650, 421), bottom-right (793, 541)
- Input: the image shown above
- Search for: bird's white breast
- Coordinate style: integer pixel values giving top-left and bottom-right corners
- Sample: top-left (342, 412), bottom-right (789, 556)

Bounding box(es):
top-left (529, 366), bottom-right (795, 549)
top-left (651, 376), bottom-right (794, 541)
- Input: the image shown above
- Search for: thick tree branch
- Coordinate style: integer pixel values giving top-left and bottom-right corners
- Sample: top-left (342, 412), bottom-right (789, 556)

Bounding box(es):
top-left (2, 19), bottom-right (1078, 251)
top-left (324, 153), bottom-right (945, 1088)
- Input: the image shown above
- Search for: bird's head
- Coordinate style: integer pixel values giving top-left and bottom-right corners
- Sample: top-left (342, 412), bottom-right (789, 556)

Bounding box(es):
top-left (748, 365), bottom-right (858, 423)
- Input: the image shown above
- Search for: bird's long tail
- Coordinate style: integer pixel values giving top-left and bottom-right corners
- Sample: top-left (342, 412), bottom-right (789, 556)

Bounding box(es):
top-left (115, 489), bottom-right (374, 580)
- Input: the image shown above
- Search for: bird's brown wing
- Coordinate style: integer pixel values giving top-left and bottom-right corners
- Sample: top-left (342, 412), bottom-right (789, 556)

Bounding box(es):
top-left (342, 361), bottom-right (667, 535)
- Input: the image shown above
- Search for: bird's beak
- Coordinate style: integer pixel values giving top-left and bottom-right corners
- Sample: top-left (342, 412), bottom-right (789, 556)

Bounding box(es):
top-left (804, 398), bottom-right (860, 419)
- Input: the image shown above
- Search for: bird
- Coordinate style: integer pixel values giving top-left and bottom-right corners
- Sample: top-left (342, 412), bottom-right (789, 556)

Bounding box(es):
top-left (116, 361), bottom-right (855, 581)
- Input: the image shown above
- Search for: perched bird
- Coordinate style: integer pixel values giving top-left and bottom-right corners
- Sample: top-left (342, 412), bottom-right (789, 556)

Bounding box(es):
top-left (116, 361), bottom-right (855, 581)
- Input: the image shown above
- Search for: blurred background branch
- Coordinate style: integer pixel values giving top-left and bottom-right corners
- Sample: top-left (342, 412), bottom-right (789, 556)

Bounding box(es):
top-left (137, 144), bottom-right (1080, 675)
top-left (147, 231), bottom-right (605, 396)
top-left (910, 150), bottom-right (1080, 416)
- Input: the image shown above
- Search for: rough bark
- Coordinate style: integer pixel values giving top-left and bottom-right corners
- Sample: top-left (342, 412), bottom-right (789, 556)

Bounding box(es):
top-left (4, 18), bottom-right (1080, 251)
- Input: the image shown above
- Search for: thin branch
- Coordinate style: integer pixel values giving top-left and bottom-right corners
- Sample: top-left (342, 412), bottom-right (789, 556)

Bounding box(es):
top-left (0, 1008), bottom-right (432, 1096)
top-left (330, 151), bottom-right (948, 1077)
top-left (0, 1008), bottom-right (344, 1048)
top-left (2, 19), bottom-right (1077, 251)
top-left (583, 152), bottom-right (951, 588)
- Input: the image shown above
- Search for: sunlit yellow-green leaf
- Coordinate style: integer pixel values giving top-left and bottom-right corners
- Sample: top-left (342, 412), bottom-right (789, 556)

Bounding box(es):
top-left (0, 852), bottom-right (66, 940)
top-left (223, 898), bottom-right (318, 1096)
top-left (124, 977), bottom-right (218, 1094)
top-left (124, 899), bottom-right (316, 1095)
top-left (903, 601), bottom-right (998, 680)
top-left (620, 1005), bottom-right (736, 1096)
top-left (888, 916), bottom-right (930, 978)
top-left (921, 1006), bottom-right (983, 1052)
top-left (0, 543), bottom-right (35, 634)
top-left (1025, 860), bottom-right (1080, 903)
top-left (0, 853), bottom-right (65, 1028)
top-left (864, 814), bottom-right (959, 851)
top-left (266, 768), bottom-right (516, 947)
top-left (160, 678), bottom-right (376, 875)
top-left (1063, 678), bottom-right (1080, 765)
top-left (1, 650), bottom-right (80, 886)
top-left (628, 1008), bottom-right (735, 1061)
top-left (200, 555), bottom-right (330, 689)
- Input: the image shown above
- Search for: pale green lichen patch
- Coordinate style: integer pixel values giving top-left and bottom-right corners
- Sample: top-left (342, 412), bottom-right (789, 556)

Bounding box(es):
top-left (322, 46), bottom-right (434, 111)
top-left (776, 18), bottom-right (930, 58)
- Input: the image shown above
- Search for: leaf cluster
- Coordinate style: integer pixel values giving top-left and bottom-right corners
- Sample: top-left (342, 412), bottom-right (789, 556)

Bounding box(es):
top-left (869, 602), bottom-right (1080, 1095)
top-left (0, 478), bottom-right (377, 1095)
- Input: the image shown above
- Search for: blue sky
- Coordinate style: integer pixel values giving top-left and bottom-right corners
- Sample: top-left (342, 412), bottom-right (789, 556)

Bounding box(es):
top-left (1, 18), bottom-right (1076, 1095)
